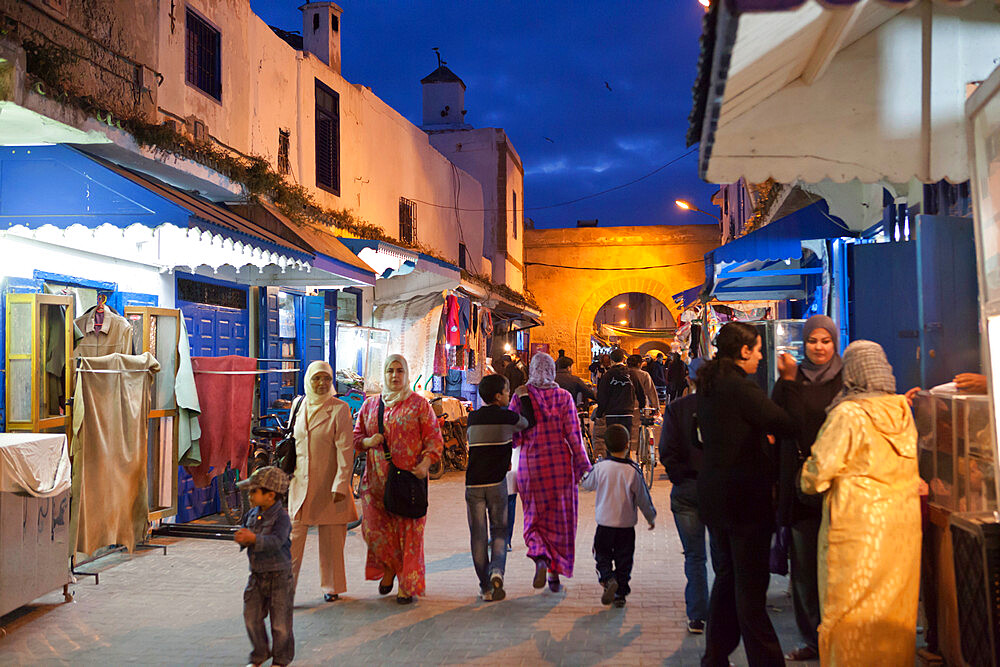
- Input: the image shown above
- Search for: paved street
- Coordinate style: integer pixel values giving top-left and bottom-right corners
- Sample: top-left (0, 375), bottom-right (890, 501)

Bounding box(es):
top-left (1, 470), bottom-right (817, 666)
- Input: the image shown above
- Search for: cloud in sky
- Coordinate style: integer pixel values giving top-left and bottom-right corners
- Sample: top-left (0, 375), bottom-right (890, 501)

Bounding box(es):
top-left (249, 0), bottom-right (718, 229)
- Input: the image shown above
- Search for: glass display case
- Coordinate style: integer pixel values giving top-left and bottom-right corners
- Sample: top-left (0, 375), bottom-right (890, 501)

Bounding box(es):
top-left (914, 391), bottom-right (998, 513)
top-left (746, 319), bottom-right (806, 392)
top-left (125, 307), bottom-right (180, 521)
top-left (335, 324), bottom-right (389, 394)
top-left (4, 293), bottom-right (74, 435)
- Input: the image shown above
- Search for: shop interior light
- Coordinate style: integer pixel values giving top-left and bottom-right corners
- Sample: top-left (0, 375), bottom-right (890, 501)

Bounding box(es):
top-left (619, 320), bottom-right (628, 325)
top-left (504, 343), bottom-right (512, 351)
top-left (617, 303), bottom-right (627, 309)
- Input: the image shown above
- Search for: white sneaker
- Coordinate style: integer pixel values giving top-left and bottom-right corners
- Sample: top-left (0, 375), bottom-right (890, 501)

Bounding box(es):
top-left (480, 588), bottom-right (492, 601)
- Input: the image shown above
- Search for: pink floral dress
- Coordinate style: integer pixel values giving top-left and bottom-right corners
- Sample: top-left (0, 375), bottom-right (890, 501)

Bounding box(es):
top-left (353, 392), bottom-right (443, 596)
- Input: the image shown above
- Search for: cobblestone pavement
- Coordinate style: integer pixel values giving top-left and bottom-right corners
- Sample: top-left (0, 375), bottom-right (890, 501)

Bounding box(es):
top-left (1, 471), bottom-right (818, 666)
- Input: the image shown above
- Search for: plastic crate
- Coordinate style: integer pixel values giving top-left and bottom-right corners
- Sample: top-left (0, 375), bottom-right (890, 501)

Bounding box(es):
top-left (950, 511), bottom-right (1000, 667)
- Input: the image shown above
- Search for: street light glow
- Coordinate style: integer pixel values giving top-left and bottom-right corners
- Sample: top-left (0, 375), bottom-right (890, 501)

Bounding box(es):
top-left (675, 199), bottom-right (692, 210)
top-left (699, 0), bottom-right (710, 7)
top-left (617, 303), bottom-right (627, 309)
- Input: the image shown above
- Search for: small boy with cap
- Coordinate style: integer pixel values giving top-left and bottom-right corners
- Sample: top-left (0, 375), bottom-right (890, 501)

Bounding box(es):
top-left (234, 466), bottom-right (294, 667)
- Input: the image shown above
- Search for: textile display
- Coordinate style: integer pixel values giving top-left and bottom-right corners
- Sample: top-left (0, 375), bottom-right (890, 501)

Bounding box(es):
top-left (175, 317), bottom-right (202, 466)
top-left (445, 294), bottom-right (461, 346)
top-left (0, 433), bottom-right (71, 497)
top-left (185, 355), bottom-right (256, 488)
top-left (71, 352), bottom-right (160, 555)
top-left (373, 293), bottom-right (445, 392)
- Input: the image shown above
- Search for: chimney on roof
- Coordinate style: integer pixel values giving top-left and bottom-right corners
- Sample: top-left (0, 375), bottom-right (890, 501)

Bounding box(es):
top-left (299, 2), bottom-right (343, 73)
top-left (576, 219), bottom-right (598, 227)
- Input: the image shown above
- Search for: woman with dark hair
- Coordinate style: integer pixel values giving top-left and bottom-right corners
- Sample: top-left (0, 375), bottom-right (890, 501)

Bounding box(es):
top-left (696, 322), bottom-right (795, 667)
top-left (771, 315), bottom-right (843, 661)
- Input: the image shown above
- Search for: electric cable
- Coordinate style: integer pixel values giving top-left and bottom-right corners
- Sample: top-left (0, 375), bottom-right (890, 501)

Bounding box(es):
top-left (405, 147), bottom-right (699, 213)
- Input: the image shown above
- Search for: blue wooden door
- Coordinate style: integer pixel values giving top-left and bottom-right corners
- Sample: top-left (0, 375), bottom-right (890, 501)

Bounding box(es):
top-left (849, 241), bottom-right (921, 391)
top-left (299, 294), bottom-right (325, 395)
top-left (259, 287), bottom-right (282, 412)
top-left (916, 215), bottom-right (980, 387)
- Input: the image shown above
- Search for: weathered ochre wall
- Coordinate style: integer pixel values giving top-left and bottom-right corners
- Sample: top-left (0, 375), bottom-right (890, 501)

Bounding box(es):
top-left (524, 225), bottom-right (718, 372)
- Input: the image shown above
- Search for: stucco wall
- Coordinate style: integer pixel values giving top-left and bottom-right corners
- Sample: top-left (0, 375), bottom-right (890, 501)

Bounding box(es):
top-left (156, 0), bottom-right (484, 268)
top-left (524, 225), bottom-right (719, 371)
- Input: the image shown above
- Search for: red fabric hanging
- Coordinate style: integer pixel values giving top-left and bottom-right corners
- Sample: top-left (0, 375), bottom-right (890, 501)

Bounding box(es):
top-left (186, 355), bottom-right (256, 488)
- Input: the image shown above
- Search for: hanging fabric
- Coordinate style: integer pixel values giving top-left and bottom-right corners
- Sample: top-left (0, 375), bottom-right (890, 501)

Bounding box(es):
top-left (175, 317), bottom-right (202, 466)
top-left (70, 352), bottom-right (160, 555)
top-left (185, 355), bottom-right (256, 488)
top-left (445, 294), bottom-right (461, 346)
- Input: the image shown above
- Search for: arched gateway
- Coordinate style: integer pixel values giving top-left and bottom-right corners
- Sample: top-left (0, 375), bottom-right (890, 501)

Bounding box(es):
top-left (523, 224), bottom-right (719, 374)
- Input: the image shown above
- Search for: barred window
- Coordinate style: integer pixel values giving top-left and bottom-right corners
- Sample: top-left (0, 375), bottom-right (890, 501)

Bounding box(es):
top-left (512, 190), bottom-right (518, 239)
top-left (315, 80), bottom-right (340, 193)
top-left (278, 129), bottom-right (291, 175)
top-left (185, 10), bottom-right (221, 100)
top-left (458, 242), bottom-right (467, 270)
top-left (177, 278), bottom-right (246, 310)
top-left (399, 197), bottom-right (417, 245)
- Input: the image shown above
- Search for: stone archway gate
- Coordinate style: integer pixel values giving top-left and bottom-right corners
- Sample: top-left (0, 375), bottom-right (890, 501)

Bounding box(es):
top-left (523, 224), bottom-right (719, 375)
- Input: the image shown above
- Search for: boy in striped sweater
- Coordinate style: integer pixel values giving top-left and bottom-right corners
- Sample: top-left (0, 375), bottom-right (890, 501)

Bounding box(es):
top-left (465, 374), bottom-right (536, 601)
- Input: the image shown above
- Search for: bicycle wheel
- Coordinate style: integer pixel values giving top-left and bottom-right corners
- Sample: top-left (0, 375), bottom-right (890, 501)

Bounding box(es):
top-left (582, 425), bottom-right (597, 463)
top-left (639, 429), bottom-right (654, 489)
top-left (351, 453), bottom-right (365, 499)
top-left (428, 460), bottom-right (445, 480)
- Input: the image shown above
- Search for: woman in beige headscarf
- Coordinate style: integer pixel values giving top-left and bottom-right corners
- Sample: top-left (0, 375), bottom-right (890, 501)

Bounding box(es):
top-left (801, 340), bottom-right (921, 665)
top-left (288, 360), bottom-right (358, 602)
top-left (352, 354), bottom-right (443, 604)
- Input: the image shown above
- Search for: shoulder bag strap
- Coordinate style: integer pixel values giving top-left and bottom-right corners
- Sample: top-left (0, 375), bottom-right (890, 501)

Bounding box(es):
top-left (287, 396), bottom-right (304, 434)
top-left (378, 397), bottom-right (392, 462)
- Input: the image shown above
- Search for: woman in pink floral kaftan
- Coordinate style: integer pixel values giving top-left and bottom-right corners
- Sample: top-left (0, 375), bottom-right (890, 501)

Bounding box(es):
top-left (510, 352), bottom-right (592, 591)
top-left (353, 355), bottom-right (443, 603)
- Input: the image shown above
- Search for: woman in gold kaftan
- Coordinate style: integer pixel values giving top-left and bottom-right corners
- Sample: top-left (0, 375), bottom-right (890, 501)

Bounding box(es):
top-left (800, 340), bottom-right (921, 666)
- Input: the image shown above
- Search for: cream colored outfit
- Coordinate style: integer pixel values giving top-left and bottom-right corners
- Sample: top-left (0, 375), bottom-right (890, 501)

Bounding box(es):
top-left (801, 394), bottom-right (921, 666)
top-left (74, 308), bottom-right (132, 358)
top-left (288, 394), bottom-right (358, 595)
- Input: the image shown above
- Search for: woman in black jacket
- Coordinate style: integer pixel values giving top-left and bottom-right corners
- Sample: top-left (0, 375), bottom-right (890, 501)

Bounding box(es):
top-left (697, 322), bottom-right (794, 667)
top-left (770, 315), bottom-right (843, 662)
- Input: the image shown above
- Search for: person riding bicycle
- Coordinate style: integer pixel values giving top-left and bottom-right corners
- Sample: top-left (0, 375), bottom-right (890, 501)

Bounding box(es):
top-left (595, 349), bottom-right (644, 455)
top-left (555, 356), bottom-right (597, 406)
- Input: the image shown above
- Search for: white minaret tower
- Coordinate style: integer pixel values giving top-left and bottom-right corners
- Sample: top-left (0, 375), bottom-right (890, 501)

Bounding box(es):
top-left (421, 50), bottom-right (471, 130)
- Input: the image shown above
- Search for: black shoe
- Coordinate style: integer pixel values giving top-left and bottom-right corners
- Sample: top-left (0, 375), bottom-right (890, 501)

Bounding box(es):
top-left (687, 619), bottom-right (705, 634)
top-left (547, 576), bottom-right (561, 593)
top-left (490, 573), bottom-right (506, 601)
top-left (324, 593), bottom-right (340, 602)
top-left (378, 575), bottom-right (394, 595)
top-left (600, 579), bottom-right (619, 605)
top-left (532, 559), bottom-right (548, 589)
top-left (785, 646), bottom-right (819, 661)
top-left (396, 594), bottom-right (414, 605)
top-left (613, 596), bottom-right (626, 608)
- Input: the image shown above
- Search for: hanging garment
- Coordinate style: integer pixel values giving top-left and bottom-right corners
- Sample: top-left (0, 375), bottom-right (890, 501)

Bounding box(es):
top-left (445, 294), bottom-right (461, 346)
top-left (175, 317), bottom-right (202, 466)
top-left (71, 352), bottom-right (160, 555)
top-left (457, 297), bottom-right (471, 346)
top-left (0, 433), bottom-right (71, 497)
top-left (74, 307), bottom-right (132, 358)
top-left (373, 293), bottom-right (446, 386)
top-left (185, 355), bottom-right (256, 488)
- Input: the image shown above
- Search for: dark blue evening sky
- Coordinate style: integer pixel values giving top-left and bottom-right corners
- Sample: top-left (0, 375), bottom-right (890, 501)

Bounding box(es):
top-left (249, 1), bottom-right (718, 229)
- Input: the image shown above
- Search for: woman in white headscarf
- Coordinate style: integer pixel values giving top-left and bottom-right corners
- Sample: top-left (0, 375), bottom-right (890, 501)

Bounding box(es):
top-left (801, 340), bottom-right (920, 665)
top-left (288, 360), bottom-right (358, 602)
top-left (353, 354), bottom-right (443, 604)
top-left (509, 352), bottom-right (592, 592)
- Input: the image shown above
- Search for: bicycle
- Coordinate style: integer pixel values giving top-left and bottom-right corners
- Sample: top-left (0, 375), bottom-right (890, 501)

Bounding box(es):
top-left (218, 411), bottom-right (296, 526)
top-left (348, 452), bottom-right (364, 530)
top-left (637, 407), bottom-right (658, 489)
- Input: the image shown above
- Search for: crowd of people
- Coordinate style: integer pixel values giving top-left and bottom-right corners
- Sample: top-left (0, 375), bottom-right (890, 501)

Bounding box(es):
top-left (232, 320), bottom-right (924, 667)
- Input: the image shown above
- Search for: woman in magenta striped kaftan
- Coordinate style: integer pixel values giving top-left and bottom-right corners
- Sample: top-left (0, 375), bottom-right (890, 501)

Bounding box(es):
top-left (510, 352), bottom-right (592, 590)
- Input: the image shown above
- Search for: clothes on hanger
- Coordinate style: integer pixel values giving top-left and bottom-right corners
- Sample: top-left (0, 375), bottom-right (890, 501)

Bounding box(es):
top-left (74, 304), bottom-right (132, 358)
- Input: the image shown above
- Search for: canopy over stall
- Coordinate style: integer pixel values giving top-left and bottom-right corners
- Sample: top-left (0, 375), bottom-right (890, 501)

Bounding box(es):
top-left (338, 238), bottom-right (461, 304)
top-left (0, 145), bottom-right (371, 288)
top-left (689, 0), bottom-right (999, 184)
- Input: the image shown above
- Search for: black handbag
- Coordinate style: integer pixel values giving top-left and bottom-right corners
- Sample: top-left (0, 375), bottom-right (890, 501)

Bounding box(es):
top-left (378, 397), bottom-right (428, 519)
top-left (275, 396), bottom-right (304, 477)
